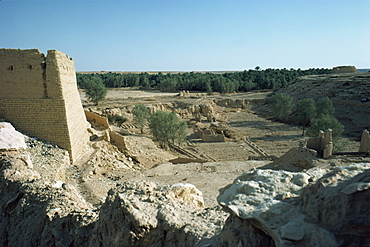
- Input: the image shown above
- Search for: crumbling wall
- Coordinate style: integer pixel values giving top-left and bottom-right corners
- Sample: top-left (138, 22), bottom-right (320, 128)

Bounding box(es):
top-left (193, 126), bottom-right (225, 142)
top-left (359, 129), bottom-right (370, 153)
top-left (0, 49), bottom-right (89, 162)
top-left (85, 110), bottom-right (110, 129)
top-left (331, 65), bottom-right (356, 73)
top-left (306, 129), bottom-right (333, 158)
top-left (215, 99), bottom-right (247, 108)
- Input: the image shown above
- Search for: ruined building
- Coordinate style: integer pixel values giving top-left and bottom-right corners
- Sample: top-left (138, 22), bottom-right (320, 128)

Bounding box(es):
top-left (331, 65), bottom-right (356, 73)
top-left (0, 49), bottom-right (89, 162)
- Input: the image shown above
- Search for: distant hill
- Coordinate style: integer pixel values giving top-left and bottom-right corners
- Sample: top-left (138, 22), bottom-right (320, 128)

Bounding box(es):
top-left (357, 68), bottom-right (370, 73)
top-left (277, 73), bottom-right (370, 137)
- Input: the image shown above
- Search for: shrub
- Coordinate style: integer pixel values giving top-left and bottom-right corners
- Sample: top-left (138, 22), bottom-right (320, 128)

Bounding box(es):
top-left (306, 114), bottom-right (344, 138)
top-left (107, 115), bottom-right (127, 126)
top-left (269, 93), bottom-right (294, 121)
top-left (133, 104), bottom-right (149, 133)
top-left (84, 77), bottom-right (107, 105)
top-left (149, 111), bottom-right (187, 148)
top-left (295, 98), bottom-right (316, 135)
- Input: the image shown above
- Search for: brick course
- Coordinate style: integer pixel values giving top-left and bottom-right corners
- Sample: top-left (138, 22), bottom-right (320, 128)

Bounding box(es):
top-left (0, 49), bottom-right (89, 162)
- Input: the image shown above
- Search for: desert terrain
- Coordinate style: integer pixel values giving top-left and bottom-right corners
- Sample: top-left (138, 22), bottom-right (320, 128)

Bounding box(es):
top-left (1, 72), bottom-right (369, 246)
top-left (77, 83), bottom-right (363, 207)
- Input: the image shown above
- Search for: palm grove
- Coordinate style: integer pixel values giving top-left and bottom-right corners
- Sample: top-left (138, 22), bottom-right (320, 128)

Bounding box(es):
top-left (77, 67), bottom-right (330, 96)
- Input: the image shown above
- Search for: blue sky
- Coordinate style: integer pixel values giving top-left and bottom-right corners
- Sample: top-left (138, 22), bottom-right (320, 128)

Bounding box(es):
top-left (1, 0), bottom-right (369, 71)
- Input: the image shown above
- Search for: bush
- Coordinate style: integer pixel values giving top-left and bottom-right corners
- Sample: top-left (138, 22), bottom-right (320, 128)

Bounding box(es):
top-left (133, 104), bottom-right (149, 133)
top-left (295, 98), bottom-right (316, 135)
top-left (84, 77), bottom-right (107, 105)
top-left (149, 111), bottom-right (187, 148)
top-left (316, 97), bottom-right (334, 116)
top-left (306, 114), bottom-right (344, 138)
top-left (107, 115), bottom-right (127, 126)
top-left (269, 93), bottom-right (294, 121)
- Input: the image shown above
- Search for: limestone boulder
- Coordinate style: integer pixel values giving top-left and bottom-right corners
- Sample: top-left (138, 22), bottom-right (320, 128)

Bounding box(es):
top-left (217, 163), bottom-right (370, 246)
top-left (166, 183), bottom-right (205, 207)
top-left (301, 163), bottom-right (370, 246)
top-left (91, 181), bottom-right (226, 246)
top-left (0, 122), bottom-right (27, 150)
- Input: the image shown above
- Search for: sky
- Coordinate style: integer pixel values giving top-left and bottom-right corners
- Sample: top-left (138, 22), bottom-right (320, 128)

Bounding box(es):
top-left (1, 0), bottom-right (369, 71)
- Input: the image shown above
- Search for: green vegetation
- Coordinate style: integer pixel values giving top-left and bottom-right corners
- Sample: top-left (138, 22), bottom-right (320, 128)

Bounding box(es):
top-left (315, 97), bottom-right (335, 116)
top-left (295, 98), bottom-right (316, 136)
top-left (294, 97), bottom-right (345, 151)
top-left (77, 68), bottom-right (330, 94)
top-left (107, 115), bottom-right (127, 126)
top-left (306, 114), bottom-right (344, 138)
top-left (149, 111), bottom-right (187, 148)
top-left (133, 104), bottom-right (149, 133)
top-left (81, 77), bottom-right (107, 105)
top-left (269, 95), bottom-right (346, 150)
top-left (305, 97), bottom-right (344, 138)
top-left (269, 93), bottom-right (294, 121)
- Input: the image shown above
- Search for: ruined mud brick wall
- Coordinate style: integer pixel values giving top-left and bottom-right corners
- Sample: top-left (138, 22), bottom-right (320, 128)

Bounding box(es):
top-left (0, 49), bottom-right (89, 162)
top-left (85, 110), bottom-right (110, 129)
top-left (359, 129), bottom-right (370, 153)
top-left (331, 65), bottom-right (356, 73)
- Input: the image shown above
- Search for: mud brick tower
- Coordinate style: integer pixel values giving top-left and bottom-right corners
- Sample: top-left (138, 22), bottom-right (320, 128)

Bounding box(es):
top-left (0, 49), bottom-right (89, 162)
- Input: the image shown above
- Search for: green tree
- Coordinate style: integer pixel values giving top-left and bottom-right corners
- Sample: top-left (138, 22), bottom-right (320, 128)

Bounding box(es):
top-left (306, 114), bottom-right (344, 138)
top-left (149, 111), bottom-right (187, 148)
top-left (316, 97), bottom-right (334, 116)
top-left (296, 98), bottom-right (316, 136)
top-left (269, 93), bottom-right (294, 121)
top-left (133, 104), bottom-right (149, 133)
top-left (84, 77), bottom-right (107, 105)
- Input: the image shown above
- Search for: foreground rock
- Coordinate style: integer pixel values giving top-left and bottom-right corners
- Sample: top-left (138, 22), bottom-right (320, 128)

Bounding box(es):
top-left (217, 163), bottom-right (370, 246)
top-left (0, 152), bottom-right (95, 247)
top-left (0, 151), bottom-right (226, 246)
top-left (92, 181), bottom-right (226, 246)
top-left (0, 122), bottom-right (27, 150)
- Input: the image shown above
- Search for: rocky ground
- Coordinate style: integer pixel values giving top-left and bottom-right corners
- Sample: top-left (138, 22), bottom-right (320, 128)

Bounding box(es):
top-left (1, 122), bottom-right (369, 246)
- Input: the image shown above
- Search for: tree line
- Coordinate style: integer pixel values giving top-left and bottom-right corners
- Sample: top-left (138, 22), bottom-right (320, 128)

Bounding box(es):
top-left (77, 67), bottom-right (330, 94)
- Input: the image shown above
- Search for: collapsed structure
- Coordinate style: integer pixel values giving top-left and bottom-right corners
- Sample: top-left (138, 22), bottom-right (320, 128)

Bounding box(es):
top-left (0, 49), bottom-right (89, 162)
top-left (331, 65), bottom-right (357, 73)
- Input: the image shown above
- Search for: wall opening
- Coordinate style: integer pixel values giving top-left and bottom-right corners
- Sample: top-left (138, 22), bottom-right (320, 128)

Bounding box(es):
top-left (28, 65), bottom-right (33, 70)
top-left (41, 61), bottom-right (46, 70)
top-left (7, 65), bottom-right (14, 70)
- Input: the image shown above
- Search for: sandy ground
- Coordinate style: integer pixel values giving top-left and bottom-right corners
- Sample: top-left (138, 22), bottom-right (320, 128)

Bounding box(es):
top-left (79, 88), bottom-right (178, 101)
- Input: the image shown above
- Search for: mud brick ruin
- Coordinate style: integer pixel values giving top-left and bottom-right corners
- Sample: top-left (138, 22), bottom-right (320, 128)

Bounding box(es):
top-left (359, 129), bottom-right (370, 153)
top-left (0, 49), bottom-right (89, 162)
top-left (331, 65), bottom-right (356, 73)
top-left (306, 129), bottom-right (333, 158)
